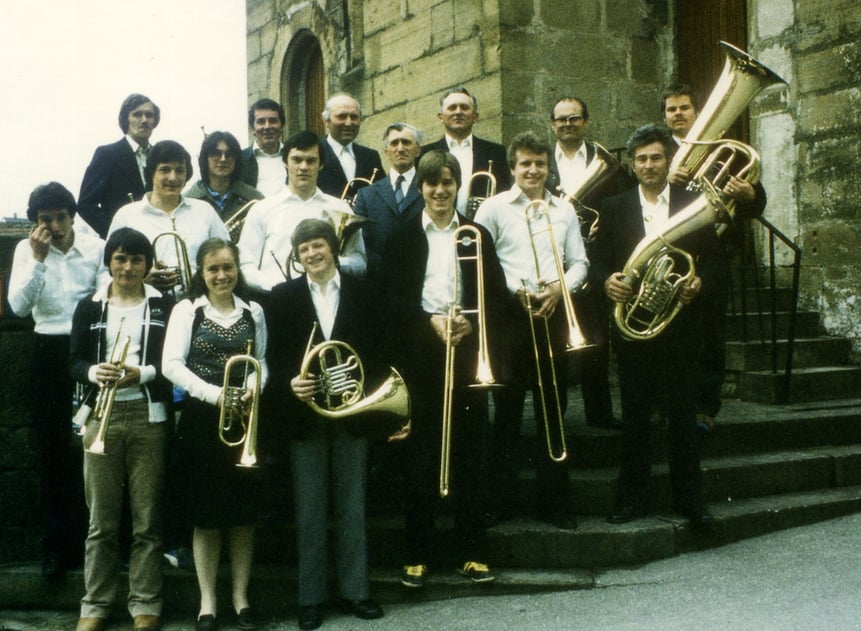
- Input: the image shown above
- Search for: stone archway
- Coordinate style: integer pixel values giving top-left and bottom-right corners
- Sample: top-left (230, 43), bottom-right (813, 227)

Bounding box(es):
top-left (281, 30), bottom-right (325, 136)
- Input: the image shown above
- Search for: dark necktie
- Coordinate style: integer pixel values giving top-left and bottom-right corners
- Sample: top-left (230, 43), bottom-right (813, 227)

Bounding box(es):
top-left (395, 175), bottom-right (406, 211)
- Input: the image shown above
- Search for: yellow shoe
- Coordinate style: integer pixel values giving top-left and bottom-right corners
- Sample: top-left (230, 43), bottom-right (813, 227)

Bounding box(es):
top-left (400, 563), bottom-right (428, 588)
top-left (458, 561), bottom-right (496, 583)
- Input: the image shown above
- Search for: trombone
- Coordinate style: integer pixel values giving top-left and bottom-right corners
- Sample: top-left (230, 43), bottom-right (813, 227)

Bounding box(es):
top-left (464, 160), bottom-right (497, 220)
top-left (151, 231), bottom-right (193, 297)
top-left (521, 200), bottom-right (592, 462)
top-left (85, 318), bottom-right (131, 455)
top-left (340, 168), bottom-right (380, 207)
top-left (218, 340), bottom-right (261, 468)
top-left (440, 225), bottom-right (500, 497)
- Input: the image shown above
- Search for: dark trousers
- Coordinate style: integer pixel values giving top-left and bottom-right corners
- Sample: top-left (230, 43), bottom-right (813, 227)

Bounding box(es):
top-left (696, 248), bottom-right (730, 419)
top-left (572, 287), bottom-right (614, 424)
top-left (31, 333), bottom-right (85, 564)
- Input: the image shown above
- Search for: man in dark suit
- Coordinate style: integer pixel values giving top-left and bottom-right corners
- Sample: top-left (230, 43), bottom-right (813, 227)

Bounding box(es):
top-left (353, 123), bottom-right (425, 279)
top-left (265, 219), bottom-right (385, 630)
top-left (78, 94), bottom-right (160, 237)
top-left (238, 98), bottom-right (286, 196)
top-left (316, 93), bottom-right (384, 200)
top-left (381, 150), bottom-right (507, 590)
top-left (421, 87), bottom-right (512, 214)
top-left (590, 124), bottom-right (721, 526)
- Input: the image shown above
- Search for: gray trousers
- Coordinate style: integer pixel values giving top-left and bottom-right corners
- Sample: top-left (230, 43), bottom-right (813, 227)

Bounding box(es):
top-left (80, 399), bottom-right (167, 619)
top-left (289, 421), bottom-right (369, 606)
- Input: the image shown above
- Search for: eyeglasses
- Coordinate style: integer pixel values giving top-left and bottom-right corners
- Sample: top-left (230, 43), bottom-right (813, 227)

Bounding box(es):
top-left (209, 151), bottom-right (236, 160)
top-left (552, 114), bottom-right (585, 124)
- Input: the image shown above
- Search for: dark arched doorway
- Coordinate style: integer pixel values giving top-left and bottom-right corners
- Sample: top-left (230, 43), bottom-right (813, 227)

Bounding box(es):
top-left (282, 31), bottom-right (325, 136)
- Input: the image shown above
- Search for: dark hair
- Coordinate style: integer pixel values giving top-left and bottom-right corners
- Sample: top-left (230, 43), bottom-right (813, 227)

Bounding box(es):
top-left (507, 131), bottom-right (550, 169)
top-left (248, 98), bottom-right (285, 128)
top-left (550, 96), bottom-right (590, 121)
top-left (198, 131), bottom-right (242, 185)
top-left (26, 181), bottom-right (78, 222)
top-left (144, 140), bottom-right (194, 190)
top-left (625, 124), bottom-right (677, 160)
top-left (188, 238), bottom-right (248, 299)
top-left (281, 130), bottom-right (322, 165)
top-left (290, 219), bottom-right (339, 264)
top-left (104, 227), bottom-right (153, 272)
top-left (416, 150), bottom-right (462, 191)
top-left (118, 94), bottom-right (160, 134)
top-left (660, 83), bottom-right (699, 114)
top-left (439, 87), bottom-right (478, 112)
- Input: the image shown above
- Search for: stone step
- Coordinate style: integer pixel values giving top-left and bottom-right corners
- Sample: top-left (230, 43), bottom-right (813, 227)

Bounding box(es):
top-left (724, 310), bottom-right (821, 340)
top-left (725, 336), bottom-right (852, 371)
top-left (728, 286), bottom-right (796, 312)
top-left (739, 366), bottom-right (861, 403)
top-left (4, 486), bottom-right (859, 613)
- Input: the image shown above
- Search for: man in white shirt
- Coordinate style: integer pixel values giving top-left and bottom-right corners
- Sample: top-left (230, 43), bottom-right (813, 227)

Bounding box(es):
top-left (239, 98), bottom-right (287, 196)
top-left (238, 130), bottom-right (367, 297)
top-left (421, 87), bottom-right (511, 213)
top-left (8, 182), bottom-right (104, 579)
top-left (474, 131), bottom-right (587, 530)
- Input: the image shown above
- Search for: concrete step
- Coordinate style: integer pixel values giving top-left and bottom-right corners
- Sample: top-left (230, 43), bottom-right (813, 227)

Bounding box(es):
top-left (739, 366), bottom-right (861, 403)
top-left (725, 310), bottom-right (821, 340)
top-left (728, 286), bottom-right (796, 313)
top-left (3, 486), bottom-right (859, 613)
top-left (726, 336), bottom-right (853, 371)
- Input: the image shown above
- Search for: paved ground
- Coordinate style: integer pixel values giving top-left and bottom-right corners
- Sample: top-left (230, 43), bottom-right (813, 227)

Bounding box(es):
top-left (3, 512), bottom-right (861, 630)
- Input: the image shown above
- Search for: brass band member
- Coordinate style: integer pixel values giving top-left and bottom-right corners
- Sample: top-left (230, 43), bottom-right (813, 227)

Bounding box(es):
top-left (592, 124), bottom-right (720, 526)
top-left (382, 150), bottom-right (507, 588)
top-left (238, 98), bottom-right (287, 197)
top-left (474, 132), bottom-right (588, 530)
top-left (162, 238), bottom-right (268, 631)
top-left (70, 228), bottom-right (173, 631)
top-left (265, 219), bottom-right (386, 630)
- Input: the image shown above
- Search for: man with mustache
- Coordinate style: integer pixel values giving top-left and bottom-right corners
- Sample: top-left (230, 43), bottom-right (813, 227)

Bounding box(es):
top-left (79, 94), bottom-right (160, 238)
top-left (239, 98), bottom-right (288, 197)
top-left (422, 87), bottom-right (512, 214)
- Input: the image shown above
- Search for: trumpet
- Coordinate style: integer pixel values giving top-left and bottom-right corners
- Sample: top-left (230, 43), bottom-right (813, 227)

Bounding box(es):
top-left (151, 231), bottom-right (193, 297)
top-left (218, 340), bottom-right (261, 468)
top-left (224, 199), bottom-right (259, 242)
top-left (464, 160), bottom-right (497, 220)
top-left (299, 322), bottom-right (411, 434)
top-left (86, 318), bottom-right (131, 455)
top-left (439, 225), bottom-right (500, 498)
top-left (340, 168), bottom-right (380, 207)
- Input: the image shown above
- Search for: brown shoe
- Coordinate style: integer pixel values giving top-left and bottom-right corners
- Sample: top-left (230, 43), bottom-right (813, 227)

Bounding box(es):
top-left (133, 614), bottom-right (162, 631)
top-left (75, 618), bottom-right (105, 631)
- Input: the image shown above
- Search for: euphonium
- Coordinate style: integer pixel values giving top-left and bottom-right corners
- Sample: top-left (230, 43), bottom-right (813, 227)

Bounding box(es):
top-left (299, 323), bottom-right (411, 433)
top-left (464, 160), bottom-right (497, 220)
top-left (556, 142), bottom-right (620, 243)
top-left (218, 340), bottom-right (261, 468)
top-left (85, 319), bottom-right (131, 456)
top-left (339, 168), bottom-right (380, 207)
top-left (151, 231), bottom-right (193, 296)
top-left (439, 225), bottom-right (501, 498)
top-left (224, 199), bottom-right (259, 242)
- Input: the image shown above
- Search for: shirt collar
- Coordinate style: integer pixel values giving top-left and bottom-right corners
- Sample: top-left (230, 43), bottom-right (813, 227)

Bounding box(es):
top-left (125, 135), bottom-right (149, 154)
top-left (93, 279), bottom-right (162, 302)
top-left (306, 268), bottom-right (341, 295)
top-left (638, 182), bottom-right (671, 207)
top-left (555, 141), bottom-right (588, 163)
top-left (421, 210), bottom-right (459, 233)
top-left (390, 167), bottom-right (416, 186)
top-left (191, 292), bottom-right (251, 313)
top-left (446, 133), bottom-right (473, 150)
top-left (253, 140), bottom-right (283, 157)
top-left (326, 135), bottom-right (354, 157)
top-left (499, 185), bottom-right (554, 205)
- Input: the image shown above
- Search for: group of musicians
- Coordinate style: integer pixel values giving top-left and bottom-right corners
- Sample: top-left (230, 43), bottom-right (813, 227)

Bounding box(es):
top-left (7, 78), bottom-right (766, 631)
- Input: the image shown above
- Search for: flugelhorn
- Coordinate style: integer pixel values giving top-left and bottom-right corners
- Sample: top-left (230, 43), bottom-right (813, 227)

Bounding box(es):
top-left (151, 231), bottom-right (193, 297)
top-left (340, 168), bottom-right (380, 208)
top-left (556, 142), bottom-right (620, 243)
top-left (218, 340), bottom-right (261, 468)
top-left (224, 199), bottom-right (259, 242)
top-left (299, 323), bottom-right (411, 434)
top-left (464, 160), bottom-right (497, 220)
top-left (439, 225), bottom-right (501, 498)
top-left (86, 318), bottom-right (131, 455)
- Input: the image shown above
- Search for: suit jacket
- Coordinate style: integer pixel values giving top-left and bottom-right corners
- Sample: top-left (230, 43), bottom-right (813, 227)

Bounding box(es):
top-left (421, 135), bottom-right (513, 195)
top-left (264, 272), bottom-right (384, 440)
top-left (238, 146), bottom-right (260, 189)
top-left (78, 138), bottom-right (146, 238)
top-left (316, 139), bottom-right (385, 199)
top-left (353, 174), bottom-right (425, 279)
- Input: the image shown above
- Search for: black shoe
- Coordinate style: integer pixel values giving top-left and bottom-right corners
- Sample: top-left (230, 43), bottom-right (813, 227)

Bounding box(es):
top-left (587, 416), bottom-right (622, 430)
top-left (607, 503), bottom-right (644, 524)
top-left (334, 597), bottom-right (384, 620)
top-left (195, 615), bottom-right (217, 631)
top-left (298, 604), bottom-right (324, 630)
top-left (236, 607), bottom-right (258, 630)
top-left (685, 508), bottom-right (715, 528)
top-left (42, 555), bottom-right (65, 580)
top-left (544, 513), bottom-right (578, 530)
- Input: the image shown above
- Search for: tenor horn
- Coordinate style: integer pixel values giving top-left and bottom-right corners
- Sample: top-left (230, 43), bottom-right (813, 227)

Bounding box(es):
top-left (464, 160), bottom-right (497, 220)
top-left (218, 340), bottom-right (261, 467)
top-left (556, 142), bottom-right (621, 243)
top-left (85, 318), bottom-right (131, 456)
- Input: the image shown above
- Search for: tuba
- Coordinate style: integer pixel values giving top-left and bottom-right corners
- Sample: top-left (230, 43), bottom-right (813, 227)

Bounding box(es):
top-left (218, 340), bottom-right (261, 467)
top-left (464, 160), bottom-right (497, 220)
top-left (439, 225), bottom-right (501, 497)
top-left (85, 318), bottom-right (131, 455)
top-left (151, 231), bottom-right (193, 297)
top-left (613, 42), bottom-right (785, 341)
top-left (224, 199), bottom-right (259, 242)
top-left (299, 323), bottom-right (411, 436)
top-left (556, 142), bottom-right (620, 244)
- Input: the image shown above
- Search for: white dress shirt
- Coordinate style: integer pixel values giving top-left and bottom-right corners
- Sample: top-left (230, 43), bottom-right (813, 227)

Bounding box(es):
top-left (447, 133), bottom-right (474, 213)
top-left (252, 141), bottom-right (286, 196)
top-left (390, 166), bottom-right (416, 199)
top-left (238, 187), bottom-right (366, 292)
top-left (474, 185), bottom-right (588, 294)
top-left (554, 141), bottom-right (589, 194)
top-left (162, 294), bottom-right (269, 406)
top-left (8, 230), bottom-right (105, 335)
top-left (638, 183), bottom-right (671, 238)
top-left (107, 195), bottom-right (230, 274)
top-left (326, 135), bottom-right (356, 182)
top-left (308, 270), bottom-right (341, 340)
top-left (420, 211), bottom-right (461, 314)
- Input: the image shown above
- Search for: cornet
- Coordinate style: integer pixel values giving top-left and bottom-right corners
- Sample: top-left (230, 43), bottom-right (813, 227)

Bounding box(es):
top-left (464, 160), bottom-right (497, 220)
top-left (218, 340), bottom-right (261, 468)
top-left (151, 231), bottom-right (193, 297)
top-left (340, 168), bottom-right (380, 208)
top-left (85, 318), bottom-right (131, 455)
top-left (224, 199), bottom-right (259, 242)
